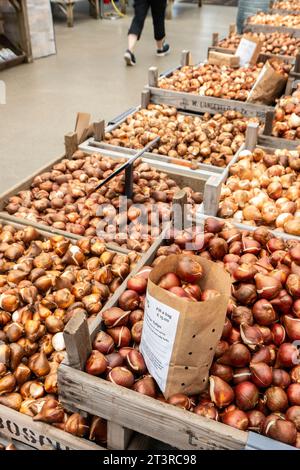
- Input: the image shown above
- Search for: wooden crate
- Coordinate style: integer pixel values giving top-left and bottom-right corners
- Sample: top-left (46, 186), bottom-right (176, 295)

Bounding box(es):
top-left (80, 87), bottom-right (263, 186)
top-left (258, 107), bottom-right (300, 149)
top-left (0, 113), bottom-right (212, 254)
top-left (208, 45), bottom-right (297, 66)
top-left (146, 51), bottom-right (275, 119)
top-left (57, 223), bottom-right (297, 450)
top-left (0, 217), bottom-right (160, 451)
top-left (80, 96), bottom-right (225, 177)
top-left (200, 126), bottom-right (300, 241)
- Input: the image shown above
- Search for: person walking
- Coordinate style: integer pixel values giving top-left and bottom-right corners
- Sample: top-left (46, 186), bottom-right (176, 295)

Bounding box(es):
top-left (124, 0), bottom-right (170, 66)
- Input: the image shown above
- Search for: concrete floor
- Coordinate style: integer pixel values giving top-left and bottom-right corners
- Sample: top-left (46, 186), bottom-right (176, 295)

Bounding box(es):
top-left (0, 3), bottom-right (236, 194)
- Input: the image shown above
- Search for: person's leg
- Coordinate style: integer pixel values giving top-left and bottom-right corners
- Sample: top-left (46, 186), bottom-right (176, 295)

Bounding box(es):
top-left (128, 0), bottom-right (149, 50)
top-left (124, 0), bottom-right (149, 65)
top-left (150, 0), bottom-right (167, 46)
top-left (150, 0), bottom-right (169, 55)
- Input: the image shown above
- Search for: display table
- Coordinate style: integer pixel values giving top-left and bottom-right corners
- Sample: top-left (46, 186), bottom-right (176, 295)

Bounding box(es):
top-left (51, 0), bottom-right (100, 27)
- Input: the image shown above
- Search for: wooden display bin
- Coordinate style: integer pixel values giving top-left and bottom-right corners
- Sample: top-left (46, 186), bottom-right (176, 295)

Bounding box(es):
top-left (0, 217), bottom-right (149, 450)
top-left (146, 51), bottom-right (275, 120)
top-left (57, 221), bottom-right (297, 450)
top-left (200, 124), bottom-right (300, 241)
top-left (210, 24), bottom-right (298, 65)
top-left (79, 87), bottom-right (261, 184)
top-left (0, 112), bottom-right (212, 256)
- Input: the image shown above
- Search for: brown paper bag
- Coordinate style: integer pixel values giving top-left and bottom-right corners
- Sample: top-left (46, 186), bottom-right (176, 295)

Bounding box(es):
top-left (140, 254), bottom-right (231, 399)
top-left (247, 59), bottom-right (288, 105)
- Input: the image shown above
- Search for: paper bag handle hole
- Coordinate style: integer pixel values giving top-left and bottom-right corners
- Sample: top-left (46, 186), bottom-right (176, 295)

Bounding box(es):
top-left (188, 352), bottom-right (192, 355)
top-left (185, 366), bottom-right (188, 370)
top-left (212, 329), bottom-right (215, 333)
top-left (181, 383), bottom-right (185, 386)
top-left (192, 334), bottom-right (196, 338)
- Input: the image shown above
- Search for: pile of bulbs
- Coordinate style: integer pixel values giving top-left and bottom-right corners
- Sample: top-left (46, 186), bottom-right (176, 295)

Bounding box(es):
top-left (104, 104), bottom-right (250, 167)
top-left (218, 32), bottom-right (300, 57)
top-left (0, 223), bottom-right (141, 445)
top-left (218, 147), bottom-right (300, 235)
top-left (158, 63), bottom-right (265, 100)
top-left (85, 219), bottom-right (300, 447)
top-left (247, 12), bottom-right (300, 28)
top-left (272, 85), bottom-right (300, 140)
top-left (157, 256), bottom-right (219, 301)
top-left (273, 1), bottom-right (300, 11)
top-left (4, 151), bottom-right (200, 252)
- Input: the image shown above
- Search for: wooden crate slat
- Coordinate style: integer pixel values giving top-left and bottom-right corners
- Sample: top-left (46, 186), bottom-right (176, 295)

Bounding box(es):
top-left (58, 363), bottom-right (247, 450)
top-left (207, 45), bottom-right (297, 65)
top-left (258, 134), bottom-right (300, 149)
top-left (147, 86), bottom-right (273, 119)
top-left (244, 23), bottom-right (300, 37)
top-left (0, 404), bottom-right (103, 450)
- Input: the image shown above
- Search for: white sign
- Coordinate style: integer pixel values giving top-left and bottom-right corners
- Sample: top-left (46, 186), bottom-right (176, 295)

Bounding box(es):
top-left (140, 292), bottom-right (180, 392)
top-left (235, 37), bottom-right (258, 67)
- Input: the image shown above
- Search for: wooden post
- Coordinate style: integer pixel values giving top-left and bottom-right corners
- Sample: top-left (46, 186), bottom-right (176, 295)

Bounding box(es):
top-left (245, 122), bottom-right (259, 152)
top-left (107, 422), bottom-right (133, 450)
top-left (295, 53), bottom-right (300, 74)
top-left (15, 0), bottom-right (33, 62)
top-left (181, 50), bottom-right (192, 67)
top-left (148, 66), bottom-right (158, 87)
top-left (120, 0), bottom-right (127, 15)
top-left (229, 23), bottom-right (236, 35)
top-left (93, 119), bottom-right (105, 142)
top-left (64, 132), bottom-right (78, 158)
top-left (262, 110), bottom-right (275, 136)
top-left (172, 189), bottom-right (188, 232)
top-left (66, 2), bottom-right (74, 27)
top-left (141, 89), bottom-right (151, 109)
top-left (63, 311), bottom-right (92, 370)
top-left (89, 0), bottom-right (100, 19)
top-left (203, 175), bottom-right (223, 217)
top-left (285, 76), bottom-right (294, 95)
top-left (166, 0), bottom-right (172, 20)
top-left (212, 33), bottom-right (219, 47)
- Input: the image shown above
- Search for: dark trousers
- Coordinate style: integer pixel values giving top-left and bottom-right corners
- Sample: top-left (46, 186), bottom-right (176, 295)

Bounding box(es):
top-left (128, 0), bottom-right (167, 41)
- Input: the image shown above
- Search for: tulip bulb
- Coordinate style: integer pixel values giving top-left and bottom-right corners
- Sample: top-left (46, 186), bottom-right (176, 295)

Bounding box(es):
top-left (33, 398), bottom-right (65, 423)
top-left (209, 376), bottom-right (234, 408)
top-left (65, 413), bottom-right (89, 437)
top-left (0, 392), bottom-right (22, 410)
top-left (28, 351), bottom-right (50, 377)
top-left (89, 416), bottom-right (107, 445)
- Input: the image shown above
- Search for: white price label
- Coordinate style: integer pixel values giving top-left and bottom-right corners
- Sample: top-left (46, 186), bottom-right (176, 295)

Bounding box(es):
top-left (235, 38), bottom-right (258, 66)
top-left (140, 292), bottom-right (180, 392)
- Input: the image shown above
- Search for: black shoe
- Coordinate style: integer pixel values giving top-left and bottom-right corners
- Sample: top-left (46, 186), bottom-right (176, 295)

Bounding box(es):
top-left (157, 43), bottom-right (170, 57)
top-left (124, 50), bottom-right (136, 66)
